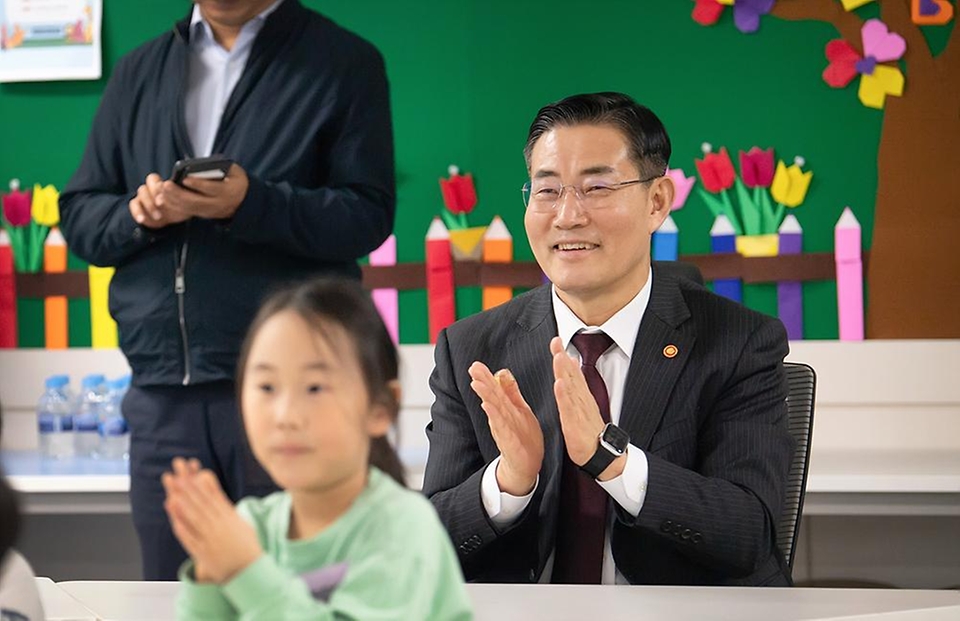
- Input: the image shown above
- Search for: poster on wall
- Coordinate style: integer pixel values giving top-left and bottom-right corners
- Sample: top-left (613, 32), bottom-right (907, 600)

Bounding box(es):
top-left (0, 0), bottom-right (101, 82)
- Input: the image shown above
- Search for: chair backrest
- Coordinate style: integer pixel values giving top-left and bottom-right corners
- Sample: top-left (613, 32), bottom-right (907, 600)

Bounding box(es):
top-left (777, 362), bottom-right (816, 573)
top-left (653, 261), bottom-right (704, 286)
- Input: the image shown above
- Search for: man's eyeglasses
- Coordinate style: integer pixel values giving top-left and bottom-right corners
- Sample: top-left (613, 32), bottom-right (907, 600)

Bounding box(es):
top-left (521, 173), bottom-right (663, 212)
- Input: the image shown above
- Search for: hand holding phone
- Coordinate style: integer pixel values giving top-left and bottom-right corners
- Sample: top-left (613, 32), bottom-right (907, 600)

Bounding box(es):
top-left (171, 155), bottom-right (234, 186)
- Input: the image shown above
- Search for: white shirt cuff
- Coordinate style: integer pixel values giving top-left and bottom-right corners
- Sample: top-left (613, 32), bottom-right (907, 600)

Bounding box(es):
top-left (481, 455), bottom-right (537, 527)
top-left (596, 443), bottom-right (648, 517)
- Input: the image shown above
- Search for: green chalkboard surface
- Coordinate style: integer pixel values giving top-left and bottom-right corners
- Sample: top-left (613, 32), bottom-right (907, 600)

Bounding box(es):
top-left (2, 1), bottom-right (899, 344)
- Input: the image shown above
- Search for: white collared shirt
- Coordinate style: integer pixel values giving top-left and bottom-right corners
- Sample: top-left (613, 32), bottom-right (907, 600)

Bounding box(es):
top-left (184, 0), bottom-right (284, 157)
top-left (480, 268), bottom-right (653, 584)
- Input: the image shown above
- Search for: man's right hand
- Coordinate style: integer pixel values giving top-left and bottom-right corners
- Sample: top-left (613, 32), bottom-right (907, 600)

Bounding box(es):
top-left (468, 362), bottom-right (544, 496)
top-left (129, 173), bottom-right (189, 229)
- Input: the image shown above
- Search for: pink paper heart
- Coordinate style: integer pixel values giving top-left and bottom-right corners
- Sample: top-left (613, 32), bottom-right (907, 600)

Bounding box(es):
top-left (861, 19), bottom-right (906, 63)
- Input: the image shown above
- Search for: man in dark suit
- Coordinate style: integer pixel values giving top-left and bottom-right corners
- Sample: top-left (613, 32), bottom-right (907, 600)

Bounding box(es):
top-left (422, 92), bottom-right (794, 586)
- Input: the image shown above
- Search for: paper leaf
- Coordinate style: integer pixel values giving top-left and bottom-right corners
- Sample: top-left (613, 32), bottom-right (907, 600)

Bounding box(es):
top-left (841, 0), bottom-right (875, 10)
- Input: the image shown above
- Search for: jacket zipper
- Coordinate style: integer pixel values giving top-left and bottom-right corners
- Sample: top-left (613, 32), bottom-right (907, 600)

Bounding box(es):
top-left (175, 240), bottom-right (192, 385)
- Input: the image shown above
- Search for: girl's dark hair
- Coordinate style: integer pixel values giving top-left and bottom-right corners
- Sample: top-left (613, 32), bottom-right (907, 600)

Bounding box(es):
top-left (523, 91), bottom-right (671, 179)
top-left (0, 401), bottom-right (22, 559)
top-left (236, 279), bottom-right (405, 486)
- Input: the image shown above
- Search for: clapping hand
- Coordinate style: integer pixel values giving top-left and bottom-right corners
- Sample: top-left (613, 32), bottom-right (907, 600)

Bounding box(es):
top-left (161, 457), bottom-right (263, 584)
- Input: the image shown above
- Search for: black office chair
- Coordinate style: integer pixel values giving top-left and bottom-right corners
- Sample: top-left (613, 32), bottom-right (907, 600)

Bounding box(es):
top-left (777, 362), bottom-right (816, 574)
top-left (654, 261), bottom-right (704, 286)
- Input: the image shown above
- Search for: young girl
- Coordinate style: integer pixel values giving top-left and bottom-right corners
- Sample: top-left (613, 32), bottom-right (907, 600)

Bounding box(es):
top-left (163, 280), bottom-right (473, 620)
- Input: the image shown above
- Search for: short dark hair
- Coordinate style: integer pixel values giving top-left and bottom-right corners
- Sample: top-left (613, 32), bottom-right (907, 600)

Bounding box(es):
top-left (236, 279), bottom-right (405, 486)
top-left (523, 92), bottom-right (671, 179)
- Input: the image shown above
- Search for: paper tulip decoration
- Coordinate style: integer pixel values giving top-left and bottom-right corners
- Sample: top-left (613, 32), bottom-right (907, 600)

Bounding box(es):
top-left (438, 165), bottom-right (477, 231)
top-left (0, 180), bottom-right (58, 272)
top-left (822, 19), bottom-right (907, 110)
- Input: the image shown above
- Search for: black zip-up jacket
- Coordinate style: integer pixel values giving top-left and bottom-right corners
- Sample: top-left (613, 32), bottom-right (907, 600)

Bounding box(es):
top-left (59, 0), bottom-right (395, 387)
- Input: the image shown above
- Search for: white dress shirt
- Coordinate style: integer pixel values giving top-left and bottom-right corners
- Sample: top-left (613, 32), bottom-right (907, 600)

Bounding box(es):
top-left (480, 268), bottom-right (654, 584)
top-left (184, 0), bottom-right (284, 157)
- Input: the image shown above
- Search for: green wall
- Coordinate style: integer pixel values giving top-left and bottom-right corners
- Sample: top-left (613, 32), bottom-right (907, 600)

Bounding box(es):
top-left (4, 0), bottom-right (920, 344)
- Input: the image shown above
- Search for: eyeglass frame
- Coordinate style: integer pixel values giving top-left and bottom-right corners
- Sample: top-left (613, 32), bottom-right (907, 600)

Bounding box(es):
top-left (521, 171), bottom-right (665, 211)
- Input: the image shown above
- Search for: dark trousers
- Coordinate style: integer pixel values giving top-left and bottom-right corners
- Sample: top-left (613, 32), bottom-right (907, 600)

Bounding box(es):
top-left (123, 381), bottom-right (277, 580)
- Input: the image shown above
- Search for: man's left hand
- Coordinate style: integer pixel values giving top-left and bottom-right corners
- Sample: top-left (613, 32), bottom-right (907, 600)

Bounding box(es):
top-left (159, 163), bottom-right (249, 220)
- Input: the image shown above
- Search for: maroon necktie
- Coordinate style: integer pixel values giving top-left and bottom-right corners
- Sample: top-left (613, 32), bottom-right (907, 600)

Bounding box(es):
top-left (552, 331), bottom-right (614, 584)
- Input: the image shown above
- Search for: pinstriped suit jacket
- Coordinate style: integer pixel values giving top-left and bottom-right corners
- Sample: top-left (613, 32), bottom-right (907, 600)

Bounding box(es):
top-left (422, 264), bottom-right (794, 586)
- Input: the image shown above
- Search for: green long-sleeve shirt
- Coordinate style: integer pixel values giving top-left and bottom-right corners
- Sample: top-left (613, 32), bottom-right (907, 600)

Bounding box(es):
top-left (177, 468), bottom-right (473, 620)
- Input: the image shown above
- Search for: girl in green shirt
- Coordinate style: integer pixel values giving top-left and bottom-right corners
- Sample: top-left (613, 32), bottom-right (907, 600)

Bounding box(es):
top-left (163, 279), bottom-right (473, 621)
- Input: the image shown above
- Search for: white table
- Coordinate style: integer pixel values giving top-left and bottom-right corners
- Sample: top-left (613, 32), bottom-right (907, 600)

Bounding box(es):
top-left (34, 577), bottom-right (96, 621)
top-left (3, 451), bottom-right (129, 514)
top-left (47, 581), bottom-right (960, 621)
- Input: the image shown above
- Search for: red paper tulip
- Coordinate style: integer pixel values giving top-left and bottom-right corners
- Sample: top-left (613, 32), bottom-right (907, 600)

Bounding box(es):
top-left (439, 166), bottom-right (477, 215)
top-left (695, 147), bottom-right (736, 193)
top-left (739, 147), bottom-right (776, 188)
top-left (2, 181), bottom-right (32, 227)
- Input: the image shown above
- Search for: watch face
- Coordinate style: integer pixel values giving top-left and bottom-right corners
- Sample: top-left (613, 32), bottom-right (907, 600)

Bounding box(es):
top-left (601, 424), bottom-right (629, 454)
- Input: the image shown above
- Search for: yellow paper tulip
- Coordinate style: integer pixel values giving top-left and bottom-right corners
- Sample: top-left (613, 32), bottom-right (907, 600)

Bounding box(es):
top-left (770, 159), bottom-right (813, 208)
top-left (31, 184), bottom-right (60, 226)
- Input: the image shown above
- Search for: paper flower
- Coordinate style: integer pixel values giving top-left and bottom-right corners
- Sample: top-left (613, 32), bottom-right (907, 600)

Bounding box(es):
top-left (665, 168), bottom-right (696, 210)
top-left (771, 157), bottom-right (813, 208)
top-left (822, 19), bottom-right (906, 110)
top-left (2, 179), bottom-right (31, 226)
top-left (31, 184), bottom-right (60, 227)
top-left (691, 0), bottom-right (776, 34)
top-left (438, 165), bottom-right (477, 230)
top-left (695, 145), bottom-right (736, 193)
top-left (739, 147), bottom-right (775, 188)
top-left (841, 0), bottom-right (875, 10)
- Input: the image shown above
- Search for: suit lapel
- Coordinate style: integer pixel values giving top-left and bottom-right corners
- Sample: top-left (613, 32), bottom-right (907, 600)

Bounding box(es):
top-left (619, 269), bottom-right (697, 450)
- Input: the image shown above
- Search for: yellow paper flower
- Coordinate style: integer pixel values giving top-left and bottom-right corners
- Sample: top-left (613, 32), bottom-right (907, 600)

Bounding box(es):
top-left (31, 184), bottom-right (60, 227)
top-left (770, 158), bottom-right (813, 208)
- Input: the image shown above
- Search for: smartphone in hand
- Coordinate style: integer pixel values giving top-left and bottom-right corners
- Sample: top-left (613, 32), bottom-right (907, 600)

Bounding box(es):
top-left (171, 155), bottom-right (233, 186)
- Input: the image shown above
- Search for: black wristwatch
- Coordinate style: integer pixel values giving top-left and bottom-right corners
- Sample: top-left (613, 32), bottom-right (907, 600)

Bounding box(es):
top-left (580, 423), bottom-right (630, 479)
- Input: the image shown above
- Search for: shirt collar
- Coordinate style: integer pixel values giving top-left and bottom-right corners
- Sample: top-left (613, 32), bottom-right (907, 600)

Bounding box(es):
top-left (552, 266), bottom-right (653, 361)
top-left (190, 0), bottom-right (285, 45)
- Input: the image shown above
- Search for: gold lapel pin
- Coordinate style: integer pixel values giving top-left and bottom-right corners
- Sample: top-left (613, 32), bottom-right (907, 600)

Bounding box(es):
top-left (663, 344), bottom-right (678, 359)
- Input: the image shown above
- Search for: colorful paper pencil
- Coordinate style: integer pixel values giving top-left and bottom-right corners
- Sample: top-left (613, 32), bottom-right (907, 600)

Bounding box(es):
top-left (710, 215), bottom-right (741, 303)
top-left (482, 216), bottom-right (512, 310)
top-left (777, 215), bottom-right (803, 340)
top-left (89, 265), bottom-right (118, 348)
top-left (425, 218), bottom-right (455, 344)
top-left (652, 215), bottom-right (679, 262)
top-left (835, 207), bottom-right (864, 341)
top-left (369, 234), bottom-right (399, 344)
top-left (0, 230), bottom-right (17, 348)
top-left (43, 227), bottom-right (68, 348)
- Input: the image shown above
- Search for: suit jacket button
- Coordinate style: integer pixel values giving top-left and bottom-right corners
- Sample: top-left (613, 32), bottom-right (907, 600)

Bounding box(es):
top-left (661, 520), bottom-right (672, 533)
top-left (681, 529), bottom-right (691, 540)
top-left (692, 533), bottom-right (703, 545)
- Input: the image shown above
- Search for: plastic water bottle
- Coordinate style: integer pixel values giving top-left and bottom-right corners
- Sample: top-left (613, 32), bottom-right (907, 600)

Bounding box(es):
top-left (37, 375), bottom-right (75, 459)
top-left (98, 376), bottom-right (130, 460)
top-left (75, 374), bottom-right (107, 457)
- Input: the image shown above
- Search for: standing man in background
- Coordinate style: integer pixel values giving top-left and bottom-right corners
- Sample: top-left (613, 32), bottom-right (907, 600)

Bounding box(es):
top-left (59, 0), bottom-right (395, 580)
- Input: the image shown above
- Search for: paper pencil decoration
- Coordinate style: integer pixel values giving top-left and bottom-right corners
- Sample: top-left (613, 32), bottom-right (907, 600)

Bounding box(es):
top-left (777, 215), bottom-right (803, 341)
top-left (425, 218), bottom-right (455, 344)
top-left (912, 0), bottom-right (953, 25)
top-left (482, 216), bottom-right (513, 311)
top-left (710, 215), bottom-right (741, 303)
top-left (652, 215), bottom-right (679, 262)
top-left (835, 208), bottom-right (864, 341)
top-left (0, 230), bottom-right (16, 348)
top-left (822, 19), bottom-right (906, 109)
top-left (89, 265), bottom-right (118, 348)
top-left (43, 227), bottom-right (68, 349)
top-left (369, 234), bottom-right (399, 344)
